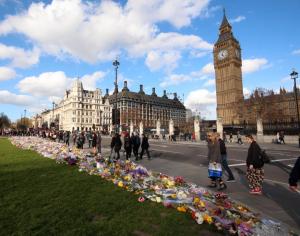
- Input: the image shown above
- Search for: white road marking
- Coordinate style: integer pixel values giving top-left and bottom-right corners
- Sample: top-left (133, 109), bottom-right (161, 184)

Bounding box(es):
top-left (197, 154), bottom-right (207, 157)
top-left (228, 157), bottom-right (298, 167)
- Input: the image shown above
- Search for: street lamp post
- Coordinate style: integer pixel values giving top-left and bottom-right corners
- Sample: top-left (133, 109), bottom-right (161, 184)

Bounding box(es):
top-left (24, 109), bottom-right (27, 131)
top-left (290, 69), bottom-right (300, 148)
top-left (113, 58), bottom-right (120, 133)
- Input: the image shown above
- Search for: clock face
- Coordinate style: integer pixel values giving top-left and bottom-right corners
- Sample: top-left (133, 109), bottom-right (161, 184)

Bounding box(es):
top-left (235, 49), bottom-right (240, 58)
top-left (218, 50), bottom-right (228, 60)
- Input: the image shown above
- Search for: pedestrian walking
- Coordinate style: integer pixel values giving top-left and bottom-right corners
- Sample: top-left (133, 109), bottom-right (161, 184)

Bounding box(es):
top-left (237, 131), bottom-right (243, 145)
top-left (229, 133), bottom-right (233, 143)
top-left (112, 133), bottom-right (122, 160)
top-left (92, 132), bottom-right (97, 154)
top-left (207, 132), bottom-right (226, 190)
top-left (64, 131), bottom-right (70, 146)
top-left (124, 133), bottom-right (132, 160)
top-left (96, 132), bottom-right (102, 154)
top-left (132, 133), bottom-right (140, 161)
top-left (289, 157), bottom-right (300, 192)
top-left (72, 132), bottom-right (77, 146)
top-left (279, 131), bottom-right (285, 144)
top-left (217, 133), bottom-right (235, 182)
top-left (87, 131), bottom-right (92, 148)
top-left (140, 134), bottom-right (150, 160)
top-left (246, 134), bottom-right (264, 195)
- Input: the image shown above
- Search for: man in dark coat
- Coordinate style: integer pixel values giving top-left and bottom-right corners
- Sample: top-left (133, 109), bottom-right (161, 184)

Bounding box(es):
top-left (113, 133), bottom-right (122, 160)
top-left (217, 133), bottom-right (235, 182)
top-left (124, 134), bottom-right (132, 160)
top-left (289, 157), bottom-right (300, 192)
top-left (140, 134), bottom-right (150, 160)
top-left (132, 133), bottom-right (140, 161)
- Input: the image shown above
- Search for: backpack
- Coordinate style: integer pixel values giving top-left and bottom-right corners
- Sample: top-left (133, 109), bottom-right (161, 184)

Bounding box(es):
top-left (260, 150), bottom-right (271, 164)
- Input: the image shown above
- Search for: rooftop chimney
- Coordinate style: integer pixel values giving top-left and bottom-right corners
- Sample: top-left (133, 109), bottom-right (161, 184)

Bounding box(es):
top-left (173, 92), bottom-right (178, 100)
top-left (139, 84), bottom-right (145, 94)
top-left (162, 90), bottom-right (168, 98)
top-left (105, 88), bottom-right (109, 96)
top-left (151, 87), bottom-right (157, 96)
top-left (122, 80), bottom-right (129, 92)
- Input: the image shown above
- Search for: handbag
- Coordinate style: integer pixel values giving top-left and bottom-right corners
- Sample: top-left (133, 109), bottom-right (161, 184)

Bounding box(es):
top-left (208, 163), bottom-right (222, 178)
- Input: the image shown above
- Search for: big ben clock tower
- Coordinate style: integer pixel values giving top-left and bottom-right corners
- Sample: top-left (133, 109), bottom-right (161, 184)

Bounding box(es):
top-left (214, 10), bottom-right (244, 125)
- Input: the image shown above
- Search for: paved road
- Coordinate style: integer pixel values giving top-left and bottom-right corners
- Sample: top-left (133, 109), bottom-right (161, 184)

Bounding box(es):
top-left (88, 137), bottom-right (300, 231)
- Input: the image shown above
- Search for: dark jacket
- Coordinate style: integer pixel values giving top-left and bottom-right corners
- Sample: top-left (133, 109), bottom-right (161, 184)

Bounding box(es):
top-left (219, 138), bottom-right (226, 155)
top-left (141, 136), bottom-right (149, 149)
top-left (114, 135), bottom-right (122, 151)
top-left (207, 141), bottom-right (221, 163)
top-left (124, 136), bottom-right (132, 150)
top-left (246, 141), bottom-right (263, 168)
top-left (132, 135), bottom-right (140, 148)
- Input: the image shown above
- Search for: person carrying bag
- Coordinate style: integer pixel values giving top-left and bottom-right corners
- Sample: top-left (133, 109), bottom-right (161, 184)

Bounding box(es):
top-left (207, 132), bottom-right (226, 190)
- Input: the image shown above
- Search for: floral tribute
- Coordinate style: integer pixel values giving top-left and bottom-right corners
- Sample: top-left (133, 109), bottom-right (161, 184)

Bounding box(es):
top-left (10, 137), bottom-right (297, 236)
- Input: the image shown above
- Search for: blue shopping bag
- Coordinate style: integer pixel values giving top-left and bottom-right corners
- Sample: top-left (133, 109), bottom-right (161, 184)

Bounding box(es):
top-left (208, 163), bottom-right (222, 178)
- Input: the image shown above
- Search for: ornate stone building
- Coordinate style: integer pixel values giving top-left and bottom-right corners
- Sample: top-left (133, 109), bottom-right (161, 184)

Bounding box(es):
top-left (36, 80), bottom-right (112, 132)
top-left (214, 12), bottom-right (300, 128)
top-left (108, 81), bottom-right (186, 132)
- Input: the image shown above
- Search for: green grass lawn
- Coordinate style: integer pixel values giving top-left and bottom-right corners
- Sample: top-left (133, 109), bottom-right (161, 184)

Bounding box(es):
top-left (0, 138), bottom-right (221, 236)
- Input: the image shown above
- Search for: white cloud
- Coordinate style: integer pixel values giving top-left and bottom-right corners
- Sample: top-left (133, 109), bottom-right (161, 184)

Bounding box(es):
top-left (0, 90), bottom-right (35, 106)
top-left (184, 89), bottom-right (216, 119)
top-left (242, 58), bottom-right (268, 74)
top-left (0, 0), bottom-right (212, 72)
top-left (17, 71), bottom-right (72, 97)
top-left (0, 43), bottom-right (40, 68)
top-left (292, 49), bottom-right (300, 55)
top-left (17, 70), bottom-right (106, 98)
top-left (203, 79), bottom-right (215, 87)
top-left (0, 67), bottom-right (16, 81)
top-left (160, 74), bottom-right (192, 87)
top-left (145, 50), bottom-right (181, 72)
top-left (229, 15), bottom-right (246, 24)
top-left (243, 87), bottom-right (251, 98)
top-left (201, 62), bottom-right (214, 74)
top-left (81, 71), bottom-right (106, 90)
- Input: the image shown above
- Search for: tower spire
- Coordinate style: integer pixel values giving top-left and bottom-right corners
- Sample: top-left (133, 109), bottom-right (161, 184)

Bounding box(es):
top-left (220, 8), bottom-right (231, 30)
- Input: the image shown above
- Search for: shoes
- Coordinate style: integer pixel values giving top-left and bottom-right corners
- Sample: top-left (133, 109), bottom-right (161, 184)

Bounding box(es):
top-left (226, 178), bottom-right (236, 182)
top-left (289, 185), bottom-right (298, 192)
top-left (249, 188), bottom-right (262, 195)
top-left (218, 183), bottom-right (227, 191)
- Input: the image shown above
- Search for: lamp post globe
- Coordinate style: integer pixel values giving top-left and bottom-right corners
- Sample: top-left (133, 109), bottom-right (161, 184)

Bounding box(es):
top-left (290, 69), bottom-right (300, 148)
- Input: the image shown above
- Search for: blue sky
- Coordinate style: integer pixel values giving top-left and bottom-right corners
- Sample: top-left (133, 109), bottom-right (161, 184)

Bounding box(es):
top-left (0, 0), bottom-right (299, 121)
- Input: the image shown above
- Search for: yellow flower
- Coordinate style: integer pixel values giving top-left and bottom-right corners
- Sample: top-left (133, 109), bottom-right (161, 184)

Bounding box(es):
top-left (203, 214), bottom-right (213, 224)
top-left (177, 206), bottom-right (187, 212)
top-left (194, 197), bottom-right (200, 203)
top-left (118, 181), bottom-right (124, 188)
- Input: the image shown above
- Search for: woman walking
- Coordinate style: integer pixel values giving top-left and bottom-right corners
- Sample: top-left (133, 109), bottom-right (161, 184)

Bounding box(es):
top-left (246, 134), bottom-right (264, 195)
top-left (207, 132), bottom-right (226, 190)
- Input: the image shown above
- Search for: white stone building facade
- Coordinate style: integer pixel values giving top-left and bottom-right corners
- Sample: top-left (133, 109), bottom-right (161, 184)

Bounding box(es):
top-left (35, 80), bottom-right (112, 132)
